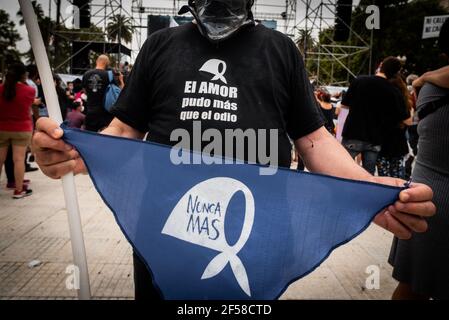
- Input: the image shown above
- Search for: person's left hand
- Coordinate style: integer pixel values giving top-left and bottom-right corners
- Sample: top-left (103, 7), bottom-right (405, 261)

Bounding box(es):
top-left (372, 176), bottom-right (435, 239)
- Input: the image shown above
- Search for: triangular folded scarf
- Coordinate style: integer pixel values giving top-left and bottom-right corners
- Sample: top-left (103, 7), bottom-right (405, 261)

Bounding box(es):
top-left (62, 126), bottom-right (402, 299)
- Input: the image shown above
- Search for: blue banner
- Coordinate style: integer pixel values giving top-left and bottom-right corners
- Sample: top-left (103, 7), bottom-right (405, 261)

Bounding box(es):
top-left (62, 126), bottom-right (402, 299)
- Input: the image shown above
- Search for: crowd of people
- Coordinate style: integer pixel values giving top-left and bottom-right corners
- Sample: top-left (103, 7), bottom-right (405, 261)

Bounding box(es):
top-left (0, 2), bottom-right (447, 300)
top-left (0, 54), bottom-right (126, 198)
top-left (307, 19), bottom-right (448, 299)
top-left (310, 57), bottom-right (413, 181)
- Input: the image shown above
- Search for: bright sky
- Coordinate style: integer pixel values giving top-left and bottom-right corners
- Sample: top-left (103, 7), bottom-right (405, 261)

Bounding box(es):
top-left (3, 0), bottom-right (361, 62)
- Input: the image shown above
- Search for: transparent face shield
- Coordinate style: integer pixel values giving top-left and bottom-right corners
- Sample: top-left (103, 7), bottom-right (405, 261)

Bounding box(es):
top-left (179, 0), bottom-right (254, 43)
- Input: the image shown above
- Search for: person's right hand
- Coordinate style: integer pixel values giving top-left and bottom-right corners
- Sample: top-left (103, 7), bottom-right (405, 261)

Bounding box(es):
top-left (412, 75), bottom-right (426, 89)
top-left (32, 117), bottom-right (87, 179)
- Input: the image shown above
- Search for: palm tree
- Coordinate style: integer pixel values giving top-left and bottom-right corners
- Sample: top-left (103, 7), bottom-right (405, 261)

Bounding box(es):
top-left (16, 0), bottom-right (54, 64)
top-left (296, 29), bottom-right (314, 57)
top-left (106, 15), bottom-right (133, 44)
top-left (16, 0), bottom-right (45, 25)
top-left (0, 9), bottom-right (22, 74)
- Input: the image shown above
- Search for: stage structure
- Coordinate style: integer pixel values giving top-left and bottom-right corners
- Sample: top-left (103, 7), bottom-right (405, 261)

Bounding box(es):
top-left (131, 0), bottom-right (298, 37)
top-left (49, 1), bottom-right (372, 82)
top-left (51, 0), bottom-right (136, 74)
top-left (291, 0), bottom-right (373, 86)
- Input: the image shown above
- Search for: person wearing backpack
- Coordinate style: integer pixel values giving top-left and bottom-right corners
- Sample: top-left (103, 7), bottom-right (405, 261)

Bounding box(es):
top-left (82, 55), bottom-right (124, 132)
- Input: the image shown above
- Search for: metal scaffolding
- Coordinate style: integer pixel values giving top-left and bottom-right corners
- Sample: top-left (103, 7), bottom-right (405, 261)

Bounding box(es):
top-left (290, 0), bottom-right (372, 86)
top-left (50, 0), bottom-right (371, 83)
top-left (52, 0), bottom-right (139, 71)
top-left (131, 0), bottom-right (298, 36)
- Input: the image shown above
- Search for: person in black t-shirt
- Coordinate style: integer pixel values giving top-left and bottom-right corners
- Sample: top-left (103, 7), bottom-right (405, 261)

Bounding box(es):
top-left (376, 74), bottom-right (412, 179)
top-left (32, 0), bottom-right (435, 300)
top-left (341, 57), bottom-right (410, 175)
top-left (316, 87), bottom-right (335, 135)
top-left (82, 54), bottom-right (114, 132)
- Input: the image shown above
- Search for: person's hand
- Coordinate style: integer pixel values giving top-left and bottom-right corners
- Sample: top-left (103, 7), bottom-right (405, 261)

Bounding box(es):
top-left (412, 74), bottom-right (427, 89)
top-left (373, 176), bottom-right (435, 239)
top-left (32, 117), bottom-right (86, 179)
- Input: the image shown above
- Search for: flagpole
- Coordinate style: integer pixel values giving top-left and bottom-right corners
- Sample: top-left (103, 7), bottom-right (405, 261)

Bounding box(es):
top-left (18, 0), bottom-right (91, 300)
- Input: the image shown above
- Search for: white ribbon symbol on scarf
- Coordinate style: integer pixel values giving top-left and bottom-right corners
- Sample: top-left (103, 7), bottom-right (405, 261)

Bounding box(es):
top-left (162, 177), bottom-right (255, 296)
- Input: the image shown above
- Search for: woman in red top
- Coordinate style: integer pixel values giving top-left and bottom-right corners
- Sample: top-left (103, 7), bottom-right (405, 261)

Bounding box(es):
top-left (0, 63), bottom-right (35, 198)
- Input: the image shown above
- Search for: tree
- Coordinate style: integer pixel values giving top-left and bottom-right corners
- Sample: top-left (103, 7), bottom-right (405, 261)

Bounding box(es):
top-left (296, 29), bottom-right (314, 57)
top-left (17, 0), bottom-right (53, 64)
top-left (351, 0), bottom-right (448, 75)
top-left (16, 1), bottom-right (107, 73)
top-left (0, 9), bottom-right (22, 75)
top-left (310, 0), bottom-right (448, 84)
top-left (106, 14), bottom-right (134, 44)
top-left (16, 0), bottom-right (45, 25)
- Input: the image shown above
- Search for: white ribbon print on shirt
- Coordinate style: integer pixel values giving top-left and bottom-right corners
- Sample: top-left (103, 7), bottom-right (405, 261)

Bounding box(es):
top-left (161, 177), bottom-right (255, 296)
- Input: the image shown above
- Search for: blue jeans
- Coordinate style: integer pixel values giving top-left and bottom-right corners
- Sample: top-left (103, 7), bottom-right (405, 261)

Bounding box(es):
top-left (342, 139), bottom-right (380, 175)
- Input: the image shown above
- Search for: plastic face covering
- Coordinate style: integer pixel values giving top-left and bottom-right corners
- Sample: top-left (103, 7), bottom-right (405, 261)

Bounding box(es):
top-left (195, 0), bottom-right (253, 42)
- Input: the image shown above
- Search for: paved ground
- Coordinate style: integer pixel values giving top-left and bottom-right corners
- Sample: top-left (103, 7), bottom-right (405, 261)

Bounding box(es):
top-left (0, 169), bottom-right (398, 300)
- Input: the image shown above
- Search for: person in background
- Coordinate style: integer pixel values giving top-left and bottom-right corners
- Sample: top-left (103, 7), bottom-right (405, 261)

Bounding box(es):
top-left (0, 63), bottom-right (34, 198)
top-left (72, 78), bottom-right (86, 111)
top-left (389, 19), bottom-right (449, 300)
top-left (72, 78), bottom-right (83, 95)
top-left (405, 74), bottom-right (419, 179)
top-left (122, 61), bottom-right (131, 84)
top-left (66, 101), bottom-right (85, 129)
top-left (316, 87), bottom-right (335, 135)
top-left (25, 65), bottom-right (41, 122)
top-left (335, 90), bottom-right (348, 143)
top-left (82, 54), bottom-right (114, 132)
top-left (54, 75), bottom-right (69, 120)
top-left (376, 74), bottom-right (412, 179)
top-left (3, 64), bottom-right (41, 189)
top-left (66, 81), bottom-right (75, 105)
top-left (341, 56), bottom-right (410, 175)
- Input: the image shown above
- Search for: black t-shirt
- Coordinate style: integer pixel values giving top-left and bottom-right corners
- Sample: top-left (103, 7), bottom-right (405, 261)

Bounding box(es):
top-left (342, 75), bottom-right (409, 146)
top-left (321, 106), bottom-right (335, 134)
top-left (110, 23), bottom-right (324, 168)
top-left (380, 97), bottom-right (411, 158)
top-left (82, 68), bottom-right (109, 113)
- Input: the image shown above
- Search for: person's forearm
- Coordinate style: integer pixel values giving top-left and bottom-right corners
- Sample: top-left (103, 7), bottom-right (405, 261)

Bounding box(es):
top-left (295, 127), bottom-right (374, 182)
top-left (421, 65), bottom-right (449, 88)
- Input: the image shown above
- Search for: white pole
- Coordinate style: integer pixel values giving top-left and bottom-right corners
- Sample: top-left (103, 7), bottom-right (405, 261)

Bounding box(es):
top-left (18, 0), bottom-right (91, 300)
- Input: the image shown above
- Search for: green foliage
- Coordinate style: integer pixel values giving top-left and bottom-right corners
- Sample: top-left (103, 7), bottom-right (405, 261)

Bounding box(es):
top-left (356, 0), bottom-right (447, 74)
top-left (16, 0), bottom-right (109, 73)
top-left (0, 9), bottom-right (22, 73)
top-left (106, 14), bottom-right (134, 44)
top-left (305, 0), bottom-right (448, 85)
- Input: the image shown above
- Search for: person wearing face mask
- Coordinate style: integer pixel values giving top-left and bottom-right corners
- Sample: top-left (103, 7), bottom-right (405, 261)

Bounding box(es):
top-left (32, 0), bottom-right (435, 300)
top-left (178, 0), bottom-right (255, 42)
